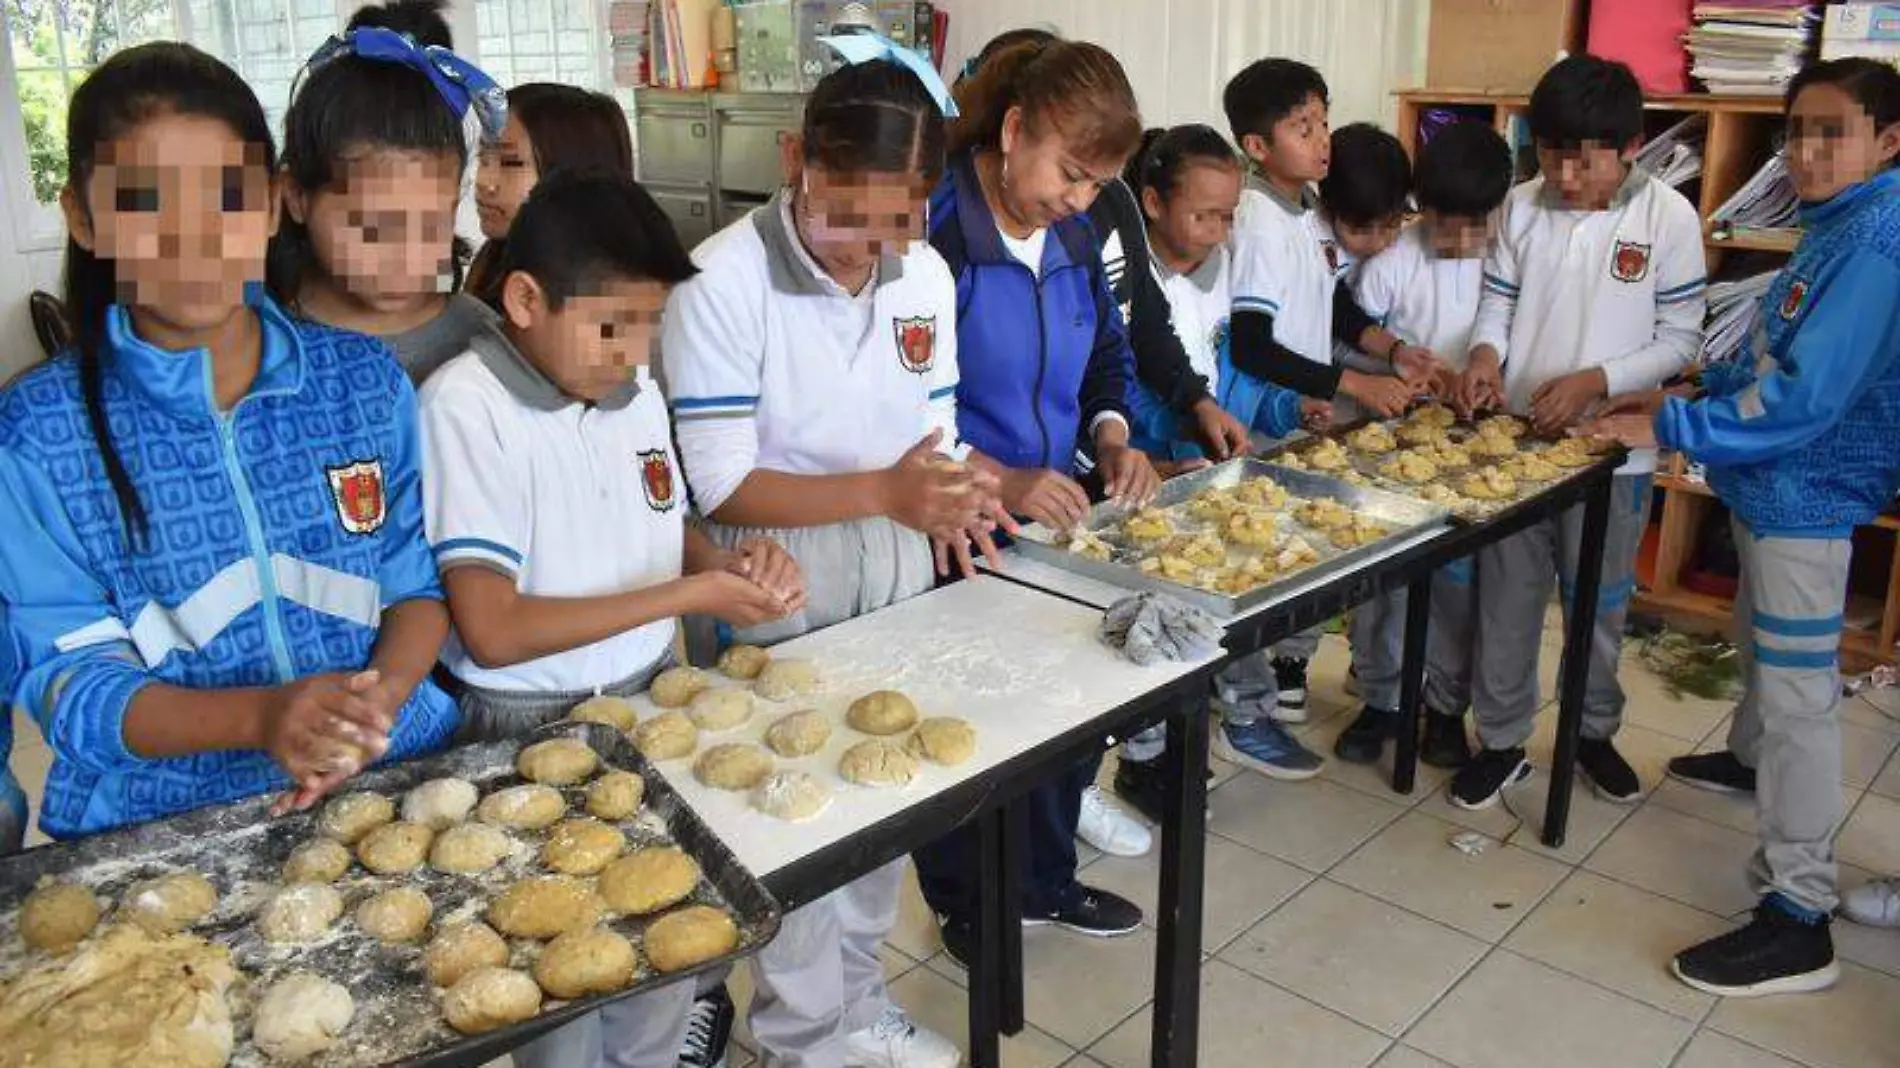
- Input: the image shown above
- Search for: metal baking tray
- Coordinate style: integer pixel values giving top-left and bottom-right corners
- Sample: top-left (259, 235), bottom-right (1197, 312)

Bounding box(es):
top-left (0, 722), bottom-right (780, 1068)
top-left (1012, 457), bottom-right (1452, 616)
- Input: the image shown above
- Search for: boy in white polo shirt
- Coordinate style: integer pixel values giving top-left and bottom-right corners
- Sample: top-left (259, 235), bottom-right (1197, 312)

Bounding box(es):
top-left (1450, 56), bottom-right (1708, 811)
top-left (419, 171), bottom-right (806, 1068)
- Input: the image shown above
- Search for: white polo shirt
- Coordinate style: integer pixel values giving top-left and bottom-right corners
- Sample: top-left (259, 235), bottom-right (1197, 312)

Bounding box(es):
top-left (1231, 176), bottom-right (1334, 367)
top-left (1156, 244), bottom-right (1231, 393)
top-left (1355, 224), bottom-right (1483, 373)
top-left (419, 328), bottom-right (683, 692)
top-left (663, 192), bottom-right (962, 513)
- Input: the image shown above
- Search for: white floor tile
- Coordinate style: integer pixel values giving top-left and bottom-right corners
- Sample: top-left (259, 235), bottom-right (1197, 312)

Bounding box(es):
top-left (1081, 831), bottom-right (1311, 953)
top-left (1586, 804), bottom-right (1760, 916)
top-left (1707, 960), bottom-right (1900, 1068)
top-left (1330, 811), bottom-right (1569, 942)
top-left (1206, 772), bottom-right (1405, 873)
top-left (1086, 959), bottom-right (1386, 1068)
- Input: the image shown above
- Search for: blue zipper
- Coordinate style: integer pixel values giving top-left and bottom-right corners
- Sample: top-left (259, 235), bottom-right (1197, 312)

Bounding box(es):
top-left (206, 359), bottom-right (295, 683)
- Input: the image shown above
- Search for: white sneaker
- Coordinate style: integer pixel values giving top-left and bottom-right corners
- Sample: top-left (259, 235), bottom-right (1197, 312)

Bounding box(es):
top-left (1843, 877), bottom-right (1900, 927)
top-left (843, 1006), bottom-right (961, 1068)
top-left (1077, 784), bottom-right (1153, 857)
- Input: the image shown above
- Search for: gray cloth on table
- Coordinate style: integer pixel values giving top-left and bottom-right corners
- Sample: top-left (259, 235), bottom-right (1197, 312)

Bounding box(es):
top-left (1100, 591), bottom-right (1225, 666)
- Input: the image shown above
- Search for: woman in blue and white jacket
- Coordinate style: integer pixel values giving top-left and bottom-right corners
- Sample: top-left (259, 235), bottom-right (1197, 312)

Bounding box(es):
top-left (0, 44), bottom-right (457, 839)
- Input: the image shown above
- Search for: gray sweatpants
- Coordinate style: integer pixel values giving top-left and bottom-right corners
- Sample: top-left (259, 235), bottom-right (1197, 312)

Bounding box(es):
top-left (1347, 557), bottom-right (1480, 714)
top-left (1218, 629), bottom-right (1322, 728)
top-left (1726, 523), bottom-right (1852, 915)
top-left (1470, 474), bottom-right (1651, 750)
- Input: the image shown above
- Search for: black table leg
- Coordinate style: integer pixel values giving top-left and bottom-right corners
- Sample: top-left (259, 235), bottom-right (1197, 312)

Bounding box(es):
top-left (1151, 690), bottom-right (1210, 1068)
top-left (1545, 472), bottom-right (1613, 848)
top-left (998, 799), bottom-right (1024, 1035)
top-left (968, 807), bottom-right (1003, 1067)
top-left (1393, 572), bottom-right (1434, 795)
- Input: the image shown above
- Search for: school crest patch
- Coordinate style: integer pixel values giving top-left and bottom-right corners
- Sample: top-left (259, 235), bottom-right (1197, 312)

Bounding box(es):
top-left (1779, 279), bottom-right (1809, 320)
top-left (1610, 240), bottom-right (1651, 283)
top-left (639, 449), bottom-right (677, 512)
top-left (893, 315), bottom-right (936, 374)
top-left (1321, 241), bottom-right (1340, 273)
top-left (326, 459), bottom-right (386, 535)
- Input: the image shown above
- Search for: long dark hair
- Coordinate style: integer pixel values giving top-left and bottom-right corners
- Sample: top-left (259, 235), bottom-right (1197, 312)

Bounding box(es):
top-left (63, 43), bottom-right (275, 543)
top-left (949, 38), bottom-right (1142, 167)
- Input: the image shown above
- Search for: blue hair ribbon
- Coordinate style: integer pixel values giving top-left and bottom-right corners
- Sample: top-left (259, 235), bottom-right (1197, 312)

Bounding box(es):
top-left (302, 27), bottom-right (508, 143)
top-left (818, 32), bottom-right (959, 119)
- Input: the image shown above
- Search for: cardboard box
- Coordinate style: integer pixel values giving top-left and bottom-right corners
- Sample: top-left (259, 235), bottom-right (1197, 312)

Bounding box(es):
top-left (1426, 0), bottom-right (1583, 92)
top-left (1822, 4), bottom-right (1900, 63)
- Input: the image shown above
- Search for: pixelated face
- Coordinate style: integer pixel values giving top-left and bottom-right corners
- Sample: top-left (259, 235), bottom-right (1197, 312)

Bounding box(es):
top-left (516, 274), bottom-right (670, 402)
top-left (799, 167), bottom-right (931, 278)
top-left (1422, 209), bottom-right (1496, 260)
top-left (65, 110), bottom-right (277, 330)
top-left (292, 147), bottom-right (460, 311)
top-left (1534, 141), bottom-right (1630, 210)
top-left (1787, 81), bottom-right (1900, 203)
top-left (998, 107), bottom-right (1126, 227)
top-left (1252, 94), bottom-right (1330, 185)
top-left (1331, 214), bottom-right (1404, 260)
top-left (476, 115), bottom-right (538, 240)
top-left (1146, 160), bottom-right (1240, 268)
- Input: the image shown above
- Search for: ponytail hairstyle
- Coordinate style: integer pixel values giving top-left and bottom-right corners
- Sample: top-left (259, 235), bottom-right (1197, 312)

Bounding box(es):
top-left (1786, 56), bottom-right (1900, 168)
top-left (948, 39), bottom-right (1142, 168)
top-left (802, 56), bottom-right (950, 184)
top-left (957, 25), bottom-right (1058, 84)
top-left (62, 43), bottom-right (276, 543)
top-left (1127, 123), bottom-right (1239, 208)
top-left (346, 0), bottom-right (453, 47)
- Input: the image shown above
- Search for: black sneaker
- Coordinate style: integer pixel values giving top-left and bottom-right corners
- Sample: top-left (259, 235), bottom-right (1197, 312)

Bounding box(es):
top-left (1420, 712), bottom-right (1471, 769)
top-left (1673, 902), bottom-right (1840, 997)
top-left (677, 984), bottom-right (735, 1068)
top-left (1577, 737), bottom-right (1643, 803)
top-left (1334, 706), bottom-right (1397, 764)
top-left (938, 918), bottom-right (972, 970)
top-left (1667, 750), bottom-right (1757, 794)
top-left (1112, 756), bottom-right (1167, 825)
top-left (1448, 747), bottom-right (1532, 810)
top-left (1024, 885), bottom-right (1142, 937)
top-left (1271, 656), bottom-right (1310, 719)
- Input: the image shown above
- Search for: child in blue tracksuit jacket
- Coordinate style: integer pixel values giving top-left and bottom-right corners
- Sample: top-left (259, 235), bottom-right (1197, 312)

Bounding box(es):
top-left (1588, 59), bottom-right (1900, 999)
top-left (0, 44), bottom-right (457, 840)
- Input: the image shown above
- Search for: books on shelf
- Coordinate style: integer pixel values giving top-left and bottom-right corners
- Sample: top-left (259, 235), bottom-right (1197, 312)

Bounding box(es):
top-left (1636, 114), bottom-right (1707, 189)
top-left (1701, 270), bottom-right (1778, 365)
top-left (1686, 1), bottom-right (1820, 96)
top-left (1710, 150), bottom-right (1800, 233)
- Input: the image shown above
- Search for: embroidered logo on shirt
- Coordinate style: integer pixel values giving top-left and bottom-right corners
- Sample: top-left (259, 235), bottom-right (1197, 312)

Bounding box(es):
top-left (1779, 280), bottom-right (1809, 320)
top-left (639, 449), bottom-right (677, 512)
top-left (893, 315), bottom-right (937, 374)
top-left (1610, 241), bottom-right (1651, 283)
top-left (1322, 241), bottom-right (1340, 273)
top-left (325, 459), bottom-right (387, 535)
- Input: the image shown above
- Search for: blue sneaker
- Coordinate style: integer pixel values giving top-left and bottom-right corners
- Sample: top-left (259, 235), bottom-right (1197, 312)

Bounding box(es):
top-left (1215, 718), bottom-right (1324, 780)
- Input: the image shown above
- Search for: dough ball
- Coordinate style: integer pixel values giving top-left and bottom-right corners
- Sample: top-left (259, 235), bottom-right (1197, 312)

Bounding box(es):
top-left (355, 886), bottom-right (433, 943)
top-left (597, 846), bottom-right (699, 915)
top-left (532, 926), bottom-right (637, 999)
top-left (317, 792), bottom-right (395, 845)
top-left (645, 906), bottom-right (740, 973)
top-left (753, 659), bottom-right (820, 702)
top-left (631, 711), bottom-right (699, 761)
top-left (716, 644), bottom-right (770, 680)
top-left (517, 737), bottom-right (600, 786)
top-left (401, 778), bottom-right (479, 831)
top-left (260, 883), bottom-right (345, 944)
top-left (122, 871), bottom-right (218, 935)
top-left (649, 667), bottom-right (712, 709)
top-left (541, 818), bottom-right (627, 876)
top-left (441, 966), bottom-right (542, 1035)
top-left (763, 709), bottom-right (832, 758)
top-left (751, 770), bottom-right (832, 822)
top-left (567, 695), bottom-right (638, 732)
top-left (584, 770), bottom-right (645, 821)
top-left (19, 880), bottom-right (100, 953)
top-left (425, 922), bottom-right (510, 988)
top-left (488, 876), bottom-right (606, 939)
top-left (906, 717), bottom-right (977, 767)
top-left (693, 743), bottom-right (774, 791)
top-left (355, 821), bottom-right (435, 875)
top-left (846, 690), bottom-right (919, 736)
top-left (431, 822), bottom-right (516, 874)
top-left (283, 838), bottom-right (352, 884)
top-left (687, 688), bottom-right (754, 731)
top-left (839, 740), bottom-right (919, 787)
top-left (477, 784), bottom-right (567, 830)
top-left (252, 971), bottom-right (353, 1060)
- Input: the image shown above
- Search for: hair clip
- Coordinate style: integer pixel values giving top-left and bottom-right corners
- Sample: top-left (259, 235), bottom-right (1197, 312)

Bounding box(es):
top-left (818, 33), bottom-right (959, 119)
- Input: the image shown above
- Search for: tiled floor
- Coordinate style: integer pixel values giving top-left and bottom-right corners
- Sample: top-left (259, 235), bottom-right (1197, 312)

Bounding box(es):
top-left (14, 618), bottom-right (1900, 1068)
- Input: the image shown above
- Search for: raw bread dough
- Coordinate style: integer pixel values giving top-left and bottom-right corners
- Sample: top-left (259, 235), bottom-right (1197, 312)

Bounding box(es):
top-left (846, 690), bottom-right (919, 736)
top-left (431, 821), bottom-right (515, 874)
top-left (487, 876), bottom-right (606, 939)
top-left (425, 922), bottom-right (510, 988)
top-left (649, 667), bottom-right (712, 709)
top-left (441, 967), bottom-right (541, 1035)
top-left (401, 778), bottom-right (479, 830)
top-left (839, 740), bottom-right (919, 787)
top-left (317, 792), bottom-right (394, 845)
top-left (517, 737), bottom-right (600, 786)
top-left (693, 743), bottom-right (773, 790)
top-left (121, 871), bottom-right (217, 935)
top-left (477, 784), bottom-right (567, 830)
top-left (1121, 508), bottom-right (1173, 544)
top-left (567, 695), bottom-right (639, 732)
top-left (644, 906), bottom-right (740, 973)
top-left (542, 817), bottom-right (627, 876)
top-left (585, 770), bottom-right (645, 821)
top-left (356, 820), bottom-right (435, 875)
top-left (687, 688), bottom-right (754, 731)
top-left (252, 971), bottom-right (353, 1060)
top-left (1222, 509), bottom-right (1277, 547)
top-left (753, 659), bottom-right (820, 702)
top-left (0, 923), bottom-right (236, 1068)
top-left (716, 644), bottom-right (770, 680)
top-left (751, 770), bottom-right (832, 821)
top-left (19, 880), bottom-right (100, 952)
top-left (763, 709), bottom-right (832, 757)
top-left (597, 847), bottom-right (699, 915)
top-left (1347, 423), bottom-right (1397, 454)
top-left (1065, 529), bottom-right (1114, 561)
top-left (906, 717), bottom-right (977, 766)
top-left (260, 883), bottom-right (345, 944)
top-left (355, 886), bottom-right (433, 943)
top-left (283, 838), bottom-right (352, 884)
top-left (631, 711), bottom-right (699, 761)
top-left (532, 926), bottom-right (637, 999)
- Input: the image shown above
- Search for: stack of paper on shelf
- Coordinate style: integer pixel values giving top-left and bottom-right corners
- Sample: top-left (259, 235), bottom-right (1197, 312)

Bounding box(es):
top-left (1686, 1), bottom-right (1820, 95)
top-left (1636, 114), bottom-right (1707, 188)
top-left (1711, 150), bottom-right (1801, 233)
top-left (1702, 270), bottom-right (1779, 365)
